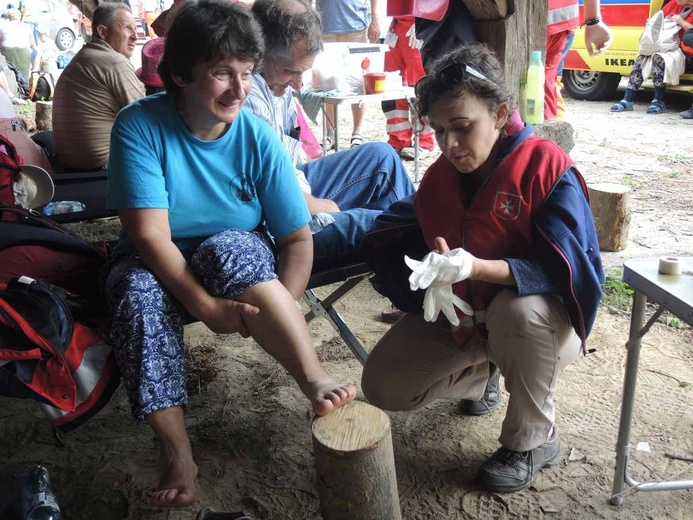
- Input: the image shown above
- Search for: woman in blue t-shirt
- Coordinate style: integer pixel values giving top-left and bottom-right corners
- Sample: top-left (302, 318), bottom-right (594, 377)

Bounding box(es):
top-left (105, 0), bottom-right (356, 509)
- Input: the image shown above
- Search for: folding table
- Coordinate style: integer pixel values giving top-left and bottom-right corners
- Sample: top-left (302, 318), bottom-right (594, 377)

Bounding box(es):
top-left (311, 87), bottom-right (424, 181)
top-left (610, 257), bottom-right (693, 505)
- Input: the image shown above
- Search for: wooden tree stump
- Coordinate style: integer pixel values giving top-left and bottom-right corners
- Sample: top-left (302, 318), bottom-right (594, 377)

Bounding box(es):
top-left (35, 101), bottom-right (53, 131)
top-left (587, 183), bottom-right (632, 252)
top-left (312, 401), bottom-right (401, 520)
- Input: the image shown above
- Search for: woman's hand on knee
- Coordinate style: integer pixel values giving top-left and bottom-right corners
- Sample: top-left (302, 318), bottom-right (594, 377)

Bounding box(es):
top-left (196, 297), bottom-right (259, 337)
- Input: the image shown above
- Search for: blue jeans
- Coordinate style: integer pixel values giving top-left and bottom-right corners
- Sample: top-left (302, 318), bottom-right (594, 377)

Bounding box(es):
top-left (301, 142), bottom-right (415, 265)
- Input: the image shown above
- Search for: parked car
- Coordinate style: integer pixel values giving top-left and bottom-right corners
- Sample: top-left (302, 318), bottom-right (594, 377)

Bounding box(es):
top-left (562, 0), bottom-right (692, 100)
top-left (24, 0), bottom-right (76, 50)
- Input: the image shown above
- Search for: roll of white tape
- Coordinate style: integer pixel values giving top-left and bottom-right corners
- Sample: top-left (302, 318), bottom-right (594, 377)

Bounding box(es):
top-left (658, 256), bottom-right (683, 275)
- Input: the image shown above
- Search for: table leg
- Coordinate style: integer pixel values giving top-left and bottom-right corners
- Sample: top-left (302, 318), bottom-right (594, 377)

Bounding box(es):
top-left (610, 290), bottom-right (647, 506)
top-left (322, 105), bottom-right (328, 153)
top-left (333, 104), bottom-right (340, 152)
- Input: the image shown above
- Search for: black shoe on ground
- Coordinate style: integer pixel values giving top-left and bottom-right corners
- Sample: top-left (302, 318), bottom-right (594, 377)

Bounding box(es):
top-left (478, 434), bottom-right (561, 493)
top-left (680, 108), bottom-right (693, 119)
top-left (459, 362), bottom-right (501, 416)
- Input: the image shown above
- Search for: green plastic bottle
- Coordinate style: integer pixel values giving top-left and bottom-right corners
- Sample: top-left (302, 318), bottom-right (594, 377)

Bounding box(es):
top-left (522, 50), bottom-right (545, 125)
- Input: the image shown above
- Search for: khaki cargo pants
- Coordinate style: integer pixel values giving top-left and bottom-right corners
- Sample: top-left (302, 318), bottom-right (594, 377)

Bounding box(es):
top-left (362, 289), bottom-right (582, 452)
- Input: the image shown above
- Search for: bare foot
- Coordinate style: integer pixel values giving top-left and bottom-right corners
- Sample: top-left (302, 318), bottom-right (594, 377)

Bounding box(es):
top-left (151, 450), bottom-right (199, 508)
top-left (303, 378), bottom-right (357, 416)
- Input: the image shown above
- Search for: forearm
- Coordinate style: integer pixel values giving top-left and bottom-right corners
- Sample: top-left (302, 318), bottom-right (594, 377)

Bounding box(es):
top-left (275, 230), bottom-right (313, 300)
top-left (469, 258), bottom-right (516, 286)
top-left (583, 0), bottom-right (601, 20)
top-left (134, 235), bottom-right (214, 319)
top-left (304, 192), bottom-right (339, 214)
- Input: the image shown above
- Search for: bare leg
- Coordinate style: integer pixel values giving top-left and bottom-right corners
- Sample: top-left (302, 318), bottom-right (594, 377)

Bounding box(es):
top-left (146, 406), bottom-right (199, 508)
top-left (351, 103), bottom-right (365, 134)
top-left (239, 279), bottom-right (356, 415)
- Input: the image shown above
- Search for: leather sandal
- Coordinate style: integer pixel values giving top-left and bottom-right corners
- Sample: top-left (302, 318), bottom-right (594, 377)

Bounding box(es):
top-left (350, 132), bottom-right (364, 147)
top-left (646, 100), bottom-right (665, 114)
top-left (610, 100), bottom-right (633, 112)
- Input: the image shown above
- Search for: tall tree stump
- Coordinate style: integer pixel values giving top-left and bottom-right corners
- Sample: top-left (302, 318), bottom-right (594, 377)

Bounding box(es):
top-left (35, 101), bottom-right (53, 131)
top-left (587, 183), bottom-right (631, 252)
top-left (312, 401), bottom-right (401, 520)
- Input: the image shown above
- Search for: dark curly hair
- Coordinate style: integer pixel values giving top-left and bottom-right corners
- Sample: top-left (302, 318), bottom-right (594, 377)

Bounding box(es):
top-left (158, 0), bottom-right (265, 95)
top-left (415, 43), bottom-right (515, 117)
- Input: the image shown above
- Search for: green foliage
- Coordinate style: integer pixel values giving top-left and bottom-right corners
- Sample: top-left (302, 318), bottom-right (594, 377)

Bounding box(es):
top-left (666, 171), bottom-right (680, 179)
top-left (622, 175), bottom-right (642, 188)
top-left (657, 153), bottom-right (691, 165)
top-left (601, 270), bottom-right (633, 312)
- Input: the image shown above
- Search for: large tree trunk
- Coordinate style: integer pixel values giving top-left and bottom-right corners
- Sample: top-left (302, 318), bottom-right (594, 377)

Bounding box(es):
top-left (312, 401), bottom-right (401, 520)
top-left (463, 0), bottom-right (547, 98)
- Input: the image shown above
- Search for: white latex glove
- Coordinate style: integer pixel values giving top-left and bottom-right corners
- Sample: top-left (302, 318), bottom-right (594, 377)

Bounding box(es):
top-left (405, 248), bottom-right (474, 326)
top-left (405, 24), bottom-right (423, 50)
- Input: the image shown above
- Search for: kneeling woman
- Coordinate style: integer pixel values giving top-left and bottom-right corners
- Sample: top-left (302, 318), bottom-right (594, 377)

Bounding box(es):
top-left (105, 0), bottom-right (355, 508)
top-left (362, 43), bottom-right (603, 493)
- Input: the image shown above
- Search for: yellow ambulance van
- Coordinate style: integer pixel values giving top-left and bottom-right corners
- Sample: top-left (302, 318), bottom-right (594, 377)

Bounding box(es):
top-left (563, 0), bottom-right (693, 99)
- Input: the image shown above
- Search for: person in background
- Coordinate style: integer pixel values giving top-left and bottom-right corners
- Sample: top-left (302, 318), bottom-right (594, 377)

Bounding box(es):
top-left (554, 30), bottom-right (575, 121)
top-left (610, 0), bottom-right (693, 114)
top-left (246, 0), bottom-right (415, 268)
top-left (380, 15), bottom-right (434, 160)
top-left (105, 0), bottom-right (356, 508)
top-left (0, 88), bottom-right (52, 171)
top-left (35, 24), bottom-right (58, 76)
top-left (0, 8), bottom-right (37, 78)
top-left (546, 0), bottom-right (611, 120)
top-left (135, 36), bottom-right (165, 95)
top-left (361, 43), bottom-right (603, 493)
top-left (52, 2), bottom-right (145, 171)
top-left (315, 0), bottom-right (381, 149)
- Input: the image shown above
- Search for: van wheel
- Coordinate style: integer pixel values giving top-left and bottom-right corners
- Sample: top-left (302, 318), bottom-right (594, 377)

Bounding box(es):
top-left (563, 70), bottom-right (622, 100)
top-left (56, 28), bottom-right (75, 51)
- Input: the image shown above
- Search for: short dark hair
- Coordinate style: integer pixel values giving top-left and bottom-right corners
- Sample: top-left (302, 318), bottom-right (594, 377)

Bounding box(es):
top-left (92, 1), bottom-right (130, 32)
top-left (251, 0), bottom-right (322, 63)
top-left (415, 43), bottom-right (515, 117)
top-left (158, 0), bottom-right (265, 95)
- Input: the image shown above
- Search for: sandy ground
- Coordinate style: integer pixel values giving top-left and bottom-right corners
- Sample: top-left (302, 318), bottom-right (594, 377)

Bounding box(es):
top-left (1, 89), bottom-right (692, 520)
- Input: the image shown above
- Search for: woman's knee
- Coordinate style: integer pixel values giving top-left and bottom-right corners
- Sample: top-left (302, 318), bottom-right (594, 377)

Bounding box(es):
top-left (192, 230), bottom-right (276, 299)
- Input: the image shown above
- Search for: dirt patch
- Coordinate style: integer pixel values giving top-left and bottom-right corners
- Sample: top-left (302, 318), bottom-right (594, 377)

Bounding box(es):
top-left (1, 92), bottom-right (691, 519)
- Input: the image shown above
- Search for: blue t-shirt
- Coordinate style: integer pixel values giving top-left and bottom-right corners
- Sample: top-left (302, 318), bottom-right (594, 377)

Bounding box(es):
top-left (316, 0), bottom-right (370, 34)
top-left (108, 93), bottom-right (311, 258)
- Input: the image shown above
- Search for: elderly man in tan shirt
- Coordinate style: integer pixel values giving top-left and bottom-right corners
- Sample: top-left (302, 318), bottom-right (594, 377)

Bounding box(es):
top-left (52, 2), bottom-right (145, 171)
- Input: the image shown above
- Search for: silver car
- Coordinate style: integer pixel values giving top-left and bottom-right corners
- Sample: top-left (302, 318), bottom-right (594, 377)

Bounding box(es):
top-left (24, 0), bottom-right (76, 50)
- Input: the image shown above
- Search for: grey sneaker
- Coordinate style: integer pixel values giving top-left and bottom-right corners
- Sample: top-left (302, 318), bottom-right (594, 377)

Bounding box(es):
top-left (459, 362), bottom-right (501, 416)
top-left (478, 434), bottom-right (561, 493)
top-left (680, 108), bottom-right (693, 119)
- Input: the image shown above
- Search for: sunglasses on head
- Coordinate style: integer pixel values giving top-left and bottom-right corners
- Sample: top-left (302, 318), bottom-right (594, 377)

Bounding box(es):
top-left (415, 62), bottom-right (492, 98)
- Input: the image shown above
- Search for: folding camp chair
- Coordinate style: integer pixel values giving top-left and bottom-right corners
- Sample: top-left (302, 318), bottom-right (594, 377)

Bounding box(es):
top-left (304, 260), bottom-right (372, 365)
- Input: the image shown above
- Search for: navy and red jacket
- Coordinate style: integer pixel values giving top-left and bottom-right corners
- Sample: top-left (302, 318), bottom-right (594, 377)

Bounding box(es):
top-left (360, 123), bottom-right (604, 348)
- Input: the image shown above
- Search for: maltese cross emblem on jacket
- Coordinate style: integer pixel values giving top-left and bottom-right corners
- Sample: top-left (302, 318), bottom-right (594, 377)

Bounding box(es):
top-left (493, 191), bottom-right (523, 220)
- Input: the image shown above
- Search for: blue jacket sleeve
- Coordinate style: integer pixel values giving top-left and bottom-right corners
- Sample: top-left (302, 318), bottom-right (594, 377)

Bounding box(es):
top-left (534, 167), bottom-right (605, 342)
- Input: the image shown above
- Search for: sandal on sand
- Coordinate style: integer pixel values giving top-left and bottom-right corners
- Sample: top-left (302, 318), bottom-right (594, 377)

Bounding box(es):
top-left (350, 132), bottom-right (364, 147)
top-left (323, 136), bottom-right (335, 152)
top-left (610, 100), bottom-right (633, 112)
top-left (646, 100), bottom-right (665, 114)
top-left (196, 507), bottom-right (253, 520)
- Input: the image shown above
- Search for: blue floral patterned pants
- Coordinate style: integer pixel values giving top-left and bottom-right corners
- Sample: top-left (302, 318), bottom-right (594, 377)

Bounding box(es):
top-left (105, 229), bottom-right (277, 422)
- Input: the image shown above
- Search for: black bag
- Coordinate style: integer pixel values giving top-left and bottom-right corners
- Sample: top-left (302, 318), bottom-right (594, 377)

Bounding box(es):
top-left (6, 61), bottom-right (29, 99)
top-left (0, 204), bottom-right (109, 311)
